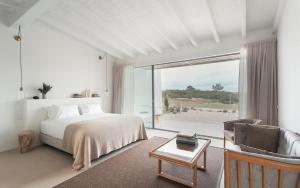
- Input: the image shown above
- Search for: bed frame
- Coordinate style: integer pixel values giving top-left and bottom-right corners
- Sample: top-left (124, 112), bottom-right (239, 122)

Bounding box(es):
top-left (39, 133), bottom-right (70, 153)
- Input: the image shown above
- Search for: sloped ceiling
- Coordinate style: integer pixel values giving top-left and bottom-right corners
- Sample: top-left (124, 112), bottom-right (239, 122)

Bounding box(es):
top-left (0, 0), bottom-right (38, 26)
top-left (0, 0), bottom-right (282, 59)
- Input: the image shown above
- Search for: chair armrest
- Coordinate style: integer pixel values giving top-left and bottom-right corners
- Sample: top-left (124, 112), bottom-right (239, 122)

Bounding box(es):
top-left (225, 149), bottom-right (300, 166)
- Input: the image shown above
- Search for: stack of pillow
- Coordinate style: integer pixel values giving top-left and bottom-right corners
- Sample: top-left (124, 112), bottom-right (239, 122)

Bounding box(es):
top-left (46, 103), bottom-right (104, 120)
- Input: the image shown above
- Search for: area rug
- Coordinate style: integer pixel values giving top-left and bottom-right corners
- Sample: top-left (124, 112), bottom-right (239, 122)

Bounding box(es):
top-left (55, 137), bottom-right (224, 188)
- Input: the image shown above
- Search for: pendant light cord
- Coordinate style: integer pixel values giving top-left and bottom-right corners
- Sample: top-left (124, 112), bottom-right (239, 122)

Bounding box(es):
top-left (105, 53), bottom-right (108, 92)
top-left (18, 25), bottom-right (23, 91)
top-left (19, 32), bottom-right (23, 91)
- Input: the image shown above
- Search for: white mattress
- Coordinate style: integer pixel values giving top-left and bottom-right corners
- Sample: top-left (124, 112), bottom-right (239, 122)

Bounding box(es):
top-left (40, 113), bottom-right (114, 140)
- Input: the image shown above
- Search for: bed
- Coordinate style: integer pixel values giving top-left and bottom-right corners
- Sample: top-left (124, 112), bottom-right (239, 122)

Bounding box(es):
top-left (38, 102), bottom-right (147, 170)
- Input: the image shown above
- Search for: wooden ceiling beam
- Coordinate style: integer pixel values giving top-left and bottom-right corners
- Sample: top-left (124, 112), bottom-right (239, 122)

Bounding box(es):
top-left (129, 0), bottom-right (179, 50)
top-left (72, 0), bottom-right (148, 56)
top-left (108, 0), bottom-right (163, 53)
top-left (203, 0), bottom-right (220, 43)
top-left (56, 3), bottom-right (135, 57)
top-left (40, 17), bottom-right (124, 59)
top-left (163, 0), bottom-right (198, 47)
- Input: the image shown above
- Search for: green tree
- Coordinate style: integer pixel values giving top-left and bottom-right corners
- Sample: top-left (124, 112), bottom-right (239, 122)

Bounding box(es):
top-left (164, 95), bottom-right (169, 111)
top-left (186, 85), bottom-right (195, 91)
top-left (212, 83), bottom-right (224, 91)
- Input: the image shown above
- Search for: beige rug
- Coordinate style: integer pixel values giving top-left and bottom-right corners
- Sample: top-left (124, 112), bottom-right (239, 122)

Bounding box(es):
top-left (55, 137), bottom-right (224, 188)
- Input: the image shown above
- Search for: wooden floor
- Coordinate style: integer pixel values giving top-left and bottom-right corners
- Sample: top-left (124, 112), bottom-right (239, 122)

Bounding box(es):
top-left (0, 129), bottom-right (225, 188)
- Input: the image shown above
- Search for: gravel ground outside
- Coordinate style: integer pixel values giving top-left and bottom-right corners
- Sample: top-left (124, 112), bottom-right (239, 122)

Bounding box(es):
top-left (155, 110), bottom-right (238, 138)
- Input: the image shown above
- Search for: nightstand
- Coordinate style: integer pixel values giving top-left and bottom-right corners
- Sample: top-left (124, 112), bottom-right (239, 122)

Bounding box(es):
top-left (18, 130), bottom-right (34, 153)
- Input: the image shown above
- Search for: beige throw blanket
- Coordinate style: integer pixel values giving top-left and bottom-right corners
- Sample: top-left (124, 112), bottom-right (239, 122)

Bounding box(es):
top-left (62, 114), bottom-right (147, 170)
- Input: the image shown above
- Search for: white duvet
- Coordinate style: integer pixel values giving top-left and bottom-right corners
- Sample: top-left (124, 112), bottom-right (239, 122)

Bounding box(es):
top-left (40, 113), bottom-right (115, 140)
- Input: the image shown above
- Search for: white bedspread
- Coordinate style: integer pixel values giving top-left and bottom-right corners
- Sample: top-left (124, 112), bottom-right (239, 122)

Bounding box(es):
top-left (40, 113), bottom-right (114, 140)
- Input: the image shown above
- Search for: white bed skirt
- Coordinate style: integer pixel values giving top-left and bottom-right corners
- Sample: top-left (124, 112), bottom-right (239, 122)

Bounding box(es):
top-left (40, 133), bottom-right (71, 154)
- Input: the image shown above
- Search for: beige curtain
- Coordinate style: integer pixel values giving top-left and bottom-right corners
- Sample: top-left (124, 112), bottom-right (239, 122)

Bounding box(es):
top-left (121, 64), bottom-right (135, 114)
top-left (112, 63), bottom-right (124, 113)
top-left (112, 63), bottom-right (135, 114)
top-left (238, 47), bottom-right (248, 118)
top-left (246, 38), bottom-right (278, 125)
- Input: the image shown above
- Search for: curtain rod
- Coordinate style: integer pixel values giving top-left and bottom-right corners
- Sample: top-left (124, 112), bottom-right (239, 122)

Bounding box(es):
top-left (134, 51), bottom-right (240, 68)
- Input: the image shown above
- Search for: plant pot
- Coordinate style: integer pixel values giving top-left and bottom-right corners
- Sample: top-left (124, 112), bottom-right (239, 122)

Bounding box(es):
top-left (42, 93), bottom-right (46, 99)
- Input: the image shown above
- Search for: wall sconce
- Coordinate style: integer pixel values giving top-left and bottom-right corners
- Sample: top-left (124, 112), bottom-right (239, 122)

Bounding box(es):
top-left (99, 54), bottom-right (109, 95)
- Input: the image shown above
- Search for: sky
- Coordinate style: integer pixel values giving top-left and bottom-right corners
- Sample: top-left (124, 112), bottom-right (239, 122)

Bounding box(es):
top-left (160, 60), bottom-right (240, 92)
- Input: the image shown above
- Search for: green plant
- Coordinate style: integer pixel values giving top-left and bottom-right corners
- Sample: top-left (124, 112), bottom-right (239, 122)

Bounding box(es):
top-left (38, 83), bottom-right (52, 99)
top-left (212, 83), bottom-right (224, 91)
top-left (164, 95), bottom-right (169, 112)
top-left (183, 107), bottom-right (189, 112)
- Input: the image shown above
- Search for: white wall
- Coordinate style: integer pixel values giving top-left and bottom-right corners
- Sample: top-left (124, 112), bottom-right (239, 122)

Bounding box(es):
top-left (277, 0), bottom-right (300, 133)
top-left (0, 21), bottom-right (114, 152)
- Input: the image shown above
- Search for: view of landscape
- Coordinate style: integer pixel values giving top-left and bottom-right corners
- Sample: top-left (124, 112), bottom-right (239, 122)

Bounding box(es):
top-left (156, 84), bottom-right (238, 137)
top-left (134, 60), bottom-right (240, 138)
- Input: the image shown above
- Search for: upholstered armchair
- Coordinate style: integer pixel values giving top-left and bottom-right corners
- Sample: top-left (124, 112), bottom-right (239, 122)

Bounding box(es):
top-left (224, 119), bottom-right (262, 148)
top-left (224, 125), bottom-right (300, 188)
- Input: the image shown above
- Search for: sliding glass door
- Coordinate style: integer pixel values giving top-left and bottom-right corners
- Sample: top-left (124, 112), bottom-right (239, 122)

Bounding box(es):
top-left (134, 55), bottom-right (240, 138)
top-left (134, 66), bottom-right (153, 128)
top-left (155, 60), bottom-right (239, 138)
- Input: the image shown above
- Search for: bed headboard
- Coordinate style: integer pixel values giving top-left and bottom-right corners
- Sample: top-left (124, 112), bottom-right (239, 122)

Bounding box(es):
top-left (23, 97), bottom-right (102, 146)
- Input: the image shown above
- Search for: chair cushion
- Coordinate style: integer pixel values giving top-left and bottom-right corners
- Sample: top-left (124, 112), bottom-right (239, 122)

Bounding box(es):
top-left (234, 123), bottom-right (248, 145)
top-left (224, 130), bottom-right (234, 141)
top-left (245, 125), bottom-right (280, 152)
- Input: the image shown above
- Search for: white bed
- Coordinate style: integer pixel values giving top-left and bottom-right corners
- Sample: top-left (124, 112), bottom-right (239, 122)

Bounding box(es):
top-left (23, 97), bottom-right (105, 147)
top-left (40, 113), bottom-right (117, 154)
top-left (24, 98), bottom-right (147, 169)
top-left (40, 112), bottom-right (147, 170)
top-left (40, 113), bottom-right (115, 140)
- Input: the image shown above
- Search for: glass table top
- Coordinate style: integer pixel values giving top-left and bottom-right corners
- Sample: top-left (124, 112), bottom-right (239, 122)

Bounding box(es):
top-left (153, 137), bottom-right (211, 163)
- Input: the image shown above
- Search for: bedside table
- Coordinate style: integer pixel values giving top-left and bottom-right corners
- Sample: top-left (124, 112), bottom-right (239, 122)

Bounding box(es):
top-left (18, 130), bottom-right (34, 153)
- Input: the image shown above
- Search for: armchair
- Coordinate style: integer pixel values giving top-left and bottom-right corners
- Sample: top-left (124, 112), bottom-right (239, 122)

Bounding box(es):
top-left (224, 125), bottom-right (300, 188)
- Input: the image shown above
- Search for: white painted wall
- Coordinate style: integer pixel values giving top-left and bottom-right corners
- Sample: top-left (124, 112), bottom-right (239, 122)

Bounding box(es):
top-left (0, 22), bottom-right (114, 152)
top-left (277, 0), bottom-right (300, 133)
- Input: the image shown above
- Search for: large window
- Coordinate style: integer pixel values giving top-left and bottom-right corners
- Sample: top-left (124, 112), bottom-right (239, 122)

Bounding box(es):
top-left (134, 55), bottom-right (240, 138)
top-left (134, 67), bottom-right (153, 128)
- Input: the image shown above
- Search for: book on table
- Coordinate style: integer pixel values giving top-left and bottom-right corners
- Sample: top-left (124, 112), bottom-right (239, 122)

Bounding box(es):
top-left (176, 133), bottom-right (197, 145)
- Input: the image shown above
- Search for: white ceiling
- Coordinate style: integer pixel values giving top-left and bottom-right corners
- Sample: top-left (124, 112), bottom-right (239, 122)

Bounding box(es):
top-left (0, 0), bottom-right (38, 26)
top-left (0, 0), bottom-right (282, 59)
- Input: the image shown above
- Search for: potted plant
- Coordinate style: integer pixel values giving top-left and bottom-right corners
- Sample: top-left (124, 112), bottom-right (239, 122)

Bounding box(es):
top-left (38, 83), bottom-right (52, 99)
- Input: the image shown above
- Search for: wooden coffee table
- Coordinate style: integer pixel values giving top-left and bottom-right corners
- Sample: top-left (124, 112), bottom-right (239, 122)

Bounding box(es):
top-left (149, 137), bottom-right (211, 188)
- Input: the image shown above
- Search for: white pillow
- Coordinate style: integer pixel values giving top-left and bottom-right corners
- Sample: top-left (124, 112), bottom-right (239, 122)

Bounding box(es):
top-left (46, 105), bottom-right (80, 119)
top-left (46, 105), bottom-right (60, 120)
top-left (79, 103), bottom-right (103, 115)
